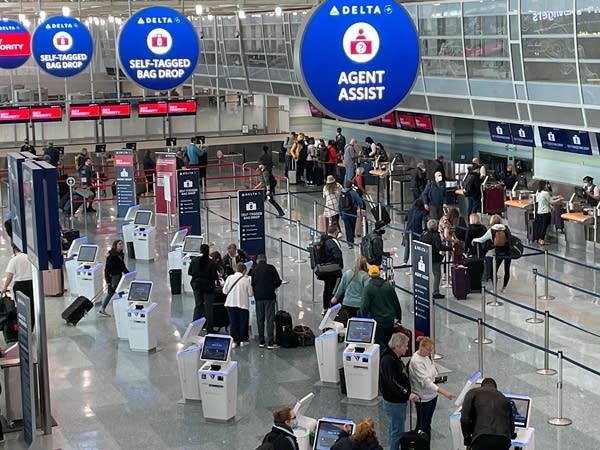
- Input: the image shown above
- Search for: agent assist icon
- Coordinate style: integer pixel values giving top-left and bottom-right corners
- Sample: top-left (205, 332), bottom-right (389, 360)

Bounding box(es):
top-left (343, 22), bottom-right (380, 63)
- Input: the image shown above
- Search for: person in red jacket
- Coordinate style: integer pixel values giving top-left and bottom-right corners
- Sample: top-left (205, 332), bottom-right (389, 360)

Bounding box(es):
top-left (326, 140), bottom-right (338, 178)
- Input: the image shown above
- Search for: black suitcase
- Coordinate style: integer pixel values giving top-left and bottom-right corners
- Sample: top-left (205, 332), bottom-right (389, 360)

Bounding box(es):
top-left (371, 205), bottom-right (391, 224)
top-left (62, 296), bottom-right (94, 326)
top-left (527, 216), bottom-right (543, 243)
top-left (275, 310), bottom-right (293, 346)
top-left (463, 258), bottom-right (484, 292)
top-left (312, 166), bottom-right (324, 186)
top-left (60, 193), bottom-right (84, 215)
top-left (3, 317), bottom-right (18, 344)
top-left (400, 430), bottom-right (429, 450)
top-left (169, 269), bottom-right (182, 295)
top-left (62, 229), bottom-right (81, 251)
top-left (212, 289), bottom-right (229, 331)
top-left (451, 265), bottom-right (470, 300)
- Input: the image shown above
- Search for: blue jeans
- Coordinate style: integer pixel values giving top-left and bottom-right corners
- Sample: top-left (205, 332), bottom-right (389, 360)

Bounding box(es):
top-left (226, 307), bottom-right (249, 344)
top-left (344, 162), bottom-right (355, 183)
top-left (468, 194), bottom-right (481, 214)
top-left (341, 213), bottom-right (357, 244)
top-left (383, 400), bottom-right (407, 450)
top-left (415, 396), bottom-right (437, 438)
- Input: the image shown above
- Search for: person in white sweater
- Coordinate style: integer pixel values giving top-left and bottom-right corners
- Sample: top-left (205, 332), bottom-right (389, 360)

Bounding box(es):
top-left (409, 336), bottom-right (456, 439)
top-left (223, 262), bottom-right (253, 348)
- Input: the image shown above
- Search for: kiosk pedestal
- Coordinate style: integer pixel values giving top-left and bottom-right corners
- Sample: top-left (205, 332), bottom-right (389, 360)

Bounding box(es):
top-left (176, 318), bottom-right (206, 402)
top-left (114, 297), bottom-right (130, 340)
top-left (181, 255), bottom-right (193, 293)
top-left (75, 263), bottom-right (104, 301)
top-left (122, 223), bottom-right (136, 259)
top-left (127, 303), bottom-right (159, 351)
top-left (315, 304), bottom-right (345, 384)
top-left (168, 248), bottom-right (183, 271)
top-left (133, 227), bottom-right (156, 261)
top-left (199, 361), bottom-right (238, 420)
top-left (343, 344), bottom-right (380, 401)
top-left (65, 259), bottom-right (80, 297)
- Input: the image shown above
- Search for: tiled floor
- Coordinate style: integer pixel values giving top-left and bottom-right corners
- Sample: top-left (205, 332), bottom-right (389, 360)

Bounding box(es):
top-left (1, 169), bottom-right (599, 449)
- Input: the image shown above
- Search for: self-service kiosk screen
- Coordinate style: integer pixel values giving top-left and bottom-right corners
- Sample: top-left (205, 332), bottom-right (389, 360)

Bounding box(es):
top-left (134, 211), bottom-right (152, 226)
top-left (345, 319), bottom-right (375, 344)
top-left (313, 419), bottom-right (355, 450)
top-left (182, 236), bottom-right (202, 254)
top-left (127, 281), bottom-right (152, 303)
top-left (201, 336), bottom-right (231, 362)
top-left (505, 395), bottom-right (531, 428)
top-left (76, 245), bottom-right (98, 263)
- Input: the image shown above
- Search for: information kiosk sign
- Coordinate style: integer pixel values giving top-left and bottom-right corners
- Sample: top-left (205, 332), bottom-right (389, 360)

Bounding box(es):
top-left (177, 169), bottom-right (201, 235)
top-left (294, 0), bottom-right (419, 122)
top-left (412, 241), bottom-right (432, 339)
top-left (238, 190), bottom-right (266, 259)
top-left (155, 152), bottom-right (177, 213)
top-left (114, 150), bottom-right (136, 218)
top-left (118, 6), bottom-right (200, 91)
top-left (0, 20), bottom-right (31, 69)
top-left (31, 16), bottom-right (93, 77)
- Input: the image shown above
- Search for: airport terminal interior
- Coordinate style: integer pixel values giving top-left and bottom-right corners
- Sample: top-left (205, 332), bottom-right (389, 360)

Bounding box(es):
top-left (0, 0), bottom-right (599, 449)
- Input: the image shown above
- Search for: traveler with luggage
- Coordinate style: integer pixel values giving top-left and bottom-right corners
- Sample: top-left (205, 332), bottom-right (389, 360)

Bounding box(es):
top-left (188, 244), bottom-right (219, 331)
top-left (410, 163), bottom-right (428, 201)
top-left (323, 175), bottom-right (343, 227)
top-left (535, 180), bottom-right (563, 246)
top-left (325, 140), bottom-right (339, 178)
top-left (418, 219), bottom-right (454, 299)
top-left (251, 254), bottom-right (282, 349)
top-left (463, 159), bottom-right (484, 215)
top-left (223, 243), bottom-right (250, 277)
top-left (305, 137), bottom-right (318, 185)
top-left (98, 240), bottom-right (129, 317)
top-left (464, 213), bottom-right (487, 257)
top-left (463, 213), bottom-right (489, 292)
top-left (255, 164), bottom-right (285, 217)
top-left (331, 417), bottom-right (383, 450)
top-left (343, 138), bottom-right (360, 183)
top-left (403, 199), bottom-right (428, 269)
top-left (259, 407), bottom-right (300, 450)
top-left (339, 180), bottom-right (364, 248)
top-left (380, 332), bottom-right (419, 450)
top-left (1, 245), bottom-right (34, 329)
top-left (331, 255), bottom-right (369, 323)
top-left (361, 220), bottom-right (393, 266)
top-left (421, 171), bottom-right (447, 220)
top-left (79, 157), bottom-right (97, 212)
top-left (335, 127), bottom-right (346, 154)
top-left (409, 336), bottom-right (456, 439)
top-left (223, 262), bottom-right (253, 348)
top-left (318, 225), bottom-right (344, 314)
top-left (352, 166), bottom-right (368, 197)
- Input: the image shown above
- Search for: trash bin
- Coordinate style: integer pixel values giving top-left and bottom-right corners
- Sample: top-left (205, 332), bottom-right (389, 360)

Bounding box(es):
top-left (169, 269), bottom-right (182, 295)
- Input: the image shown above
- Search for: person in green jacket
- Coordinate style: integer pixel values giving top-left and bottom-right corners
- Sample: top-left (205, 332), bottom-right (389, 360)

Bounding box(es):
top-left (331, 256), bottom-right (370, 325)
top-left (361, 265), bottom-right (402, 348)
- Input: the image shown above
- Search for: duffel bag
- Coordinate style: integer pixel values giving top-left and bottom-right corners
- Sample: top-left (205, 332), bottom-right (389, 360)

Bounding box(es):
top-left (293, 325), bottom-right (315, 347)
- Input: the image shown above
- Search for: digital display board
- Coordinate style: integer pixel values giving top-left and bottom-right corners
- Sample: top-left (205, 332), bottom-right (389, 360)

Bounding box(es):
top-left (137, 101), bottom-right (168, 117)
top-left (368, 111), bottom-right (398, 129)
top-left (488, 121), bottom-right (512, 144)
top-left (0, 107), bottom-right (30, 124)
top-left (414, 114), bottom-right (434, 133)
top-left (398, 112), bottom-right (416, 131)
top-left (100, 102), bottom-right (131, 119)
top-left (30, 105), bottom-right (62, 122)
top-left (69, 104), bottom-right (100, 120)
top-left (167, 100), bottom-right (197, 116)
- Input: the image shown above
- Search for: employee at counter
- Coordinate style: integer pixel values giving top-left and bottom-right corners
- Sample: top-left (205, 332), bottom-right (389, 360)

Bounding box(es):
top-left (583, 176), bottom-right (600, 206)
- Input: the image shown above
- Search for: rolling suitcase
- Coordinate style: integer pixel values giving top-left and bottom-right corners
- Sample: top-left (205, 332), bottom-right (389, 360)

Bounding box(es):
top-left (312, 166), bottom-right (324, 186)
top-left (43, 268), bottom-right (64, 297)
top-left (169, 269), bottom-right (182, 295)
top-left (62, 296), bottom-right (94, 326)
top-left (483, 184), bottom-right (505, 214)
top-left (288, 160), bottom-right (298, 184)
top-left (275, 310), bottom-right (293, 346)
top-left (451, 265), bottom-right (470, 300)
top-left (212, 288), bottom-right (229, 331)
top-left (463, 258), bottom-right (484, 292)
top-left (371, 205), bottom-right (391, 224)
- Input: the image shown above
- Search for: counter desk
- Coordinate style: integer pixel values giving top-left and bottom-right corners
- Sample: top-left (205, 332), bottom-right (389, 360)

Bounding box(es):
top-left (505, 199), bottom-right (533, 234)
top-left (561, 212), bottom-right (594, 248)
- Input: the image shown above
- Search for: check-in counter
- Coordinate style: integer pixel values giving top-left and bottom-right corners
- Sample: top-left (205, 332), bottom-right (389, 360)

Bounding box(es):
top-left (561, 212), bottom-right (594, 248)
top-left (505, 199), bottom-right (534, 234)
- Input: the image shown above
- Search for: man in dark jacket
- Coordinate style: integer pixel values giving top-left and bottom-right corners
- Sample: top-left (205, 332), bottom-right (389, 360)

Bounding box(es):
top-left (338, 180), bottom-right (364, 247)
top-left (418, 219), bottom-right (453, 299)
top-left (434, 154), bottom-right (446, 181)
top-left (361, 265), bottom-right (402, 348)
top-left (255, 164), bottom-right (285, 217)
top-left (222, 243), bottom-right (249, 277)
top-left (380, 332), bottom-right (419, 450)
top-left (319, 224), bottom-right (343, 314)
top-left (251, 254), bottom-right (282, 349)
top-left (461, 378), bottom-right (516, 450)
top-left (259, 145), bottom-right (274, 171)
top-left (261, 407), bottom-right (299, 450)
top-left (20, 139), bottom-right (36, 155)
top-left (188, 244), bottom-right (218, 330)
top-left (464, 159), bottom-right (484, 214)
top-left (421, 172), bottom-right (447, 220)
top-left (361, 220), bottom-right (392, 266)
top-left (410, 162), bottom-right (428, 201)
top-left (43, 141), bottom-right (60, 166)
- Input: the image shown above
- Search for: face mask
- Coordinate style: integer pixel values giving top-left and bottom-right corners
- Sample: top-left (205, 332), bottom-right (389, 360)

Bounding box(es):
top-left (291, 418), bottom-right (299, 429)
top-left (337, 232), bottom-right (343, 239)
top-left (435, 176), bottom-right (443, 182)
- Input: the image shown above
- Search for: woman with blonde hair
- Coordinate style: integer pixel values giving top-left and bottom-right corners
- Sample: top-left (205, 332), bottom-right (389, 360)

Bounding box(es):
top-left (331, 256), bottom-right (370, 324)
top-left (352, 166), bottom-right (367, 197)
top-left (472, 214), bottom-right (513, 292)
top-left (323, 175), bottom-right (343, 227)
top-left (331, 417), bottom-right (383, 450)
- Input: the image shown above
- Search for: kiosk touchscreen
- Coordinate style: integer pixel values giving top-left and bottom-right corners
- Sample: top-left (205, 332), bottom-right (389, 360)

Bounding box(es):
top-left (182, 235), bottom-right (203, 254)
top-left (170, 229), bottom-right (188, 249)
top-left (126, 280), bottom-right (158, 352)
top-left (66, 236), bottom-right (88, 259)
top-left (313, 418), bottom-right (355, 450)
top-left (315, 304), bottom-right (344, 384)
top-left (345, 318), bottom-right (376, 347)
top-left (77, 244), bottom-right (98, 266)
top-left (128, 280), bottom-right (152, 305)
top-left (132, 210), bottom-right (156, 260)
top-left (505, 393), bottom-right (532, 443)
top-left (133, 210), bottom-right (153, 227)
top-left (343, 318), bottom-right (379, 401)
top-left (124, 205), bottom-right (140, 222)
top-left (200, 335), bottom-right (232, 366)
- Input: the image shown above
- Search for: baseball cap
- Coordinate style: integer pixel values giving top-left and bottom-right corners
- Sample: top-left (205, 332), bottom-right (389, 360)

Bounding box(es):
top-left (368, 265), bottom-right (380, 277)
top-left (375, 220), bottom-right (386, 232)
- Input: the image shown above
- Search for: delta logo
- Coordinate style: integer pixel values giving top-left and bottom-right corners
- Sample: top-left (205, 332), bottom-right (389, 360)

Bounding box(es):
top-left (136, 16), bottom-right (180, 25)
top-left (329, 4), bottom-right (386, 16)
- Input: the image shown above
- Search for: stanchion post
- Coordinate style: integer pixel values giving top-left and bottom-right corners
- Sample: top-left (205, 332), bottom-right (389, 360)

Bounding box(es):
top-left (431, 297), bottom-right (443, 360)
top-left (226, 195), bottom-right (237, 233)
top-left (538, 250), bottom-right (555, 301)
top-left (285, 180), bottom-right (295, 228)
top-left (487, 254), bottom-right (503, 306)
top-left (232, 161), bottom-right (236, 190)
top-left (548, 351), bottom-right (573, 426)
top-left (313, 201), bottom-right (318, 233)
top-left (69, 185), bottom-right (74, 223)
top-left (0, 178), bottom-right (4, 209)
top-left (205, 206), bottom-right (210, 245)
top-left (279, 237), bottom-right (288, 284)
top-left (477, 318), bottom-right (484, 377)
top-left (441, 251), bottom-right (451, 288)
top-left (475, 289), bottom-right (493, 344)
top-left (294, 220), bottom-right (307, 263)
top-left (537, 310), bottom-right (557, 375)
top-left (527, 269), bottom-right (544, 324)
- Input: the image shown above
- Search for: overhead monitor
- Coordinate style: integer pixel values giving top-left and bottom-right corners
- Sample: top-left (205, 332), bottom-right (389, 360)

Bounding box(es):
top-left (166, 137), bottom-right (177, 146)
top-left (293, 392), bottom-right (314, 418)
top-left (95, 144), bottom-right (106, 153)
top-left (127, 280), bottom-right (153, 303)
top-left (313, 418), bottom-right (355, 450)
top-left (133, 210), bottom-right (153, 226)
top-left (181, 317), bottom-right (207, 345)
top-left (345, 318), bottom-right (376, 345)
top-left (504, 394), bottom-right (532, 429)
top-left (66, 236), bottom-right (88, 259)
top-left (195, 135), bottom-right (206, 145)
top-left (124, 205), bottom-right (140, 221)
top-left (55, 146), bottom-right (65, 155)
top-left (182, 235), bottom-right (203, 254)
top-left (125, 142), bottom-right (137, 150)
top-left (200, 334), bottom-right (232, 362)
top-left (76, 244), bottom-right (98, 264)
top-left (115, 270), bottom-right (137, 296)
top-left (170, 229), bottom-right (188, 248)
top-left (318, 303), bottom-right (342, 331)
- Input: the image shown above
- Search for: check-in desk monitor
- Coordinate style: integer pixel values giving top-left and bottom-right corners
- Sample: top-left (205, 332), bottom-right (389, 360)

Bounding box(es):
top-left (201, 335), bottom-right (232, 363)
top-left (182, 235), bottom-right (203, 254)
top-left (506, 394), bottom-right (531, 429)
top-left (345, 318), bottom-right (376, 345)
top-left (77, 244), bottom-right (98, 265)
top-left (95, 144), bottom-right (106, 153)
top-left (124, 205), bottom-right (140, 221)
top-left (170, 229), bottom-right (188, 249)
top-left (125, 142), bottom-right (137, 150)
top-left (134, 210), bottom-right (153, 227)
top-left (318, 303), bottom-right (343, 332)
top-left (66, 236), bottom-right (88, 259)
top-left (128, 280), bottom-right (152, 305)
top-left (313, 418), bottom-right (355, 450)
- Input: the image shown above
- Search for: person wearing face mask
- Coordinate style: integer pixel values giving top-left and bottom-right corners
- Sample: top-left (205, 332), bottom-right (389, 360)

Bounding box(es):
top-left (421, 171), bottom-right (447, 220)
top-left (503, 165), bottom-right (517, 191)
top-left (583, 176), bottom-right (600, 207)
top-left (260, 407), bottom-right (300, 450)
top-left (410, 162), bottom-right (428, 201)
top-left (361, 220), bottom-right (394, 266)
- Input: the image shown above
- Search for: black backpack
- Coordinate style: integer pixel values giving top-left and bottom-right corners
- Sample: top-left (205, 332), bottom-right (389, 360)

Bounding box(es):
top-left (319, 145), bottom-right (329, 162)
top-left (360, 233), bottom-right (376, 264)
top-left (463, 172), bottom-right (478, 195)
top-left (293, 325), bottom-right (315, 346)
top-left (340, 191), bottom-right (353, 212)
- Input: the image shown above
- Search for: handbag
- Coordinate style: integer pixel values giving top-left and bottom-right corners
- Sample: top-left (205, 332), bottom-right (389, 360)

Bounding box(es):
top-left (224, 274), bottom-right (244, 300)
top-left (314, 263), bottom-right (342, 280)
top-left (0, 294), bottom-right (16, 315)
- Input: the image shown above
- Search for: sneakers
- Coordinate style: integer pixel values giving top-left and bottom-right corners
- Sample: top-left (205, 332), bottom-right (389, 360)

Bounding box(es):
top-left (231, 342), bottom-right (238, 349)
top-left (98, 310), bottom-right (111, 317)
top-left (86, 206), bottom-right (96, 212)
top-left (267, 344), bottom-right (279, 350)
top-left (259, 343), bottom-right (266, 348)
top-left (240, 341), bottom-right (250, 347)
top-left (432, 293), bottom-right (445, 299)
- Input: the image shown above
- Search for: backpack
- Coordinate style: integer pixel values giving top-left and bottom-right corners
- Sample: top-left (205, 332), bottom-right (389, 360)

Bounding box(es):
top-left (340, 191), bottom-right (353, 212)
top-left (319, 145), bottom-right (329, 162)
top-left (378, 148), bottom-right (388, 162)
top-left (493, 229), bottom-right (508, 248)
top-left (509, 235), bottom-right (523, 259)
top-left (360, 233), bottom-right (376, 264)
top-left (463, 172), bottom-right (477, 196)
top-left (293, 325), bottom-right (315, 346)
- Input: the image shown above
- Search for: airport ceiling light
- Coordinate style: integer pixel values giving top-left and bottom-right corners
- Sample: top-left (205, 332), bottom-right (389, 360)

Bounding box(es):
top-left (62, 6), bottom-right (71, 17)
top-left (238, 10), bottom-right (246, 19)
top-left (207, 14), bottom-right (213, 20)
top-left (195, 4), bottom-right (203, 15)
top-left (275, 6), bottom-right (282, 16)
top-left (39, 10), bottom-right (46, 21)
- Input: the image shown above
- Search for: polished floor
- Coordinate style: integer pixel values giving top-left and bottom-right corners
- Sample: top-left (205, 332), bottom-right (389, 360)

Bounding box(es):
top-left (1, 165), bottom-right (599, 449)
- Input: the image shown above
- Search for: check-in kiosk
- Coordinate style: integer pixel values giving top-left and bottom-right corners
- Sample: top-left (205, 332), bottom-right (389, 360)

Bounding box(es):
top-left (167, 228), bottom-right (188, 272)
top-left (132, 210), bottom-right (156, 261)
top-left (181, 235), bottom-right (203, 293)
top-left (176, 318), bottom-right (206, 402)
top-left (112, 270), bottom-right (138, 340)
top-left (74, 244), bottom-right (104, 301)
top-left (122, 205), bottom-right (140, 259)
top-left (312, 417), bottom-right (355, 450)
top-left (342, 318), bottom-right (380, 401)
top-left (198, 334), bottom-right (238, 421)
top-left (126, 281), bottom-right (159, 352)
top-left (64, 236), bottom-right (88, 297)
top-left (315, 304), bottom-right (344, 384)
top-left (292, 393), bottom-right (317, 450)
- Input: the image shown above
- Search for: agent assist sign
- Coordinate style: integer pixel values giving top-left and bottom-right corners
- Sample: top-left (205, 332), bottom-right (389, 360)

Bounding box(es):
top-left (294, 1), bottom-right (419, 122)
top-left (118, 6), bottom-right (200, 91)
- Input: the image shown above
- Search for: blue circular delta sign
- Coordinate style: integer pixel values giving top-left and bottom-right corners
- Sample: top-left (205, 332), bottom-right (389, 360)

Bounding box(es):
top-left (0, 20), bottom-right (31, 69)
top-left (118, 6), bottom-right (200, 91)
top-left (295, 0), bottom-right (420, 122)
top-left (32, 16), bottom-right (93, 77)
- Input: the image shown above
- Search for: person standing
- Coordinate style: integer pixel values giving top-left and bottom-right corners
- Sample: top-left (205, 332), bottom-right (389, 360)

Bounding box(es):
top-left (283, 131), bottom-right (296, 178)
top-left (461, 378), bottom-right (516, 450)
top-left (76, 148), bottom-right (89, 170)
top-left (259, 145), bottom-right (274, 171)
top-left (380, 333), bottom-right (420, 450)
top-left (472, 214), bottom-right (513, 293)
top-left (305, 137), bottom-right (318, 185)
top-left (503, 165), bottom-right (517, 191)
top-left (186, 137), bottom-right (202, 165)
top-left (534, 180), bottom-right (563, 246)
top-left (422, 171), bottom-right (447, 220)
top-left (79, 157), bottom-right (96, 212)
top-left (255, 164), bottom-right (285, 217)
top-left (43, 141), bottom-right (60, 166)
top-left (325, 140), bottom-right (339, 178)
top-left (319, 224), bottom-right (344, 314)
top-left (198, 141), bottom-right (208, 187)
top-left (20, 139), bottom-right (36, 154)
top-left (338, 180), bottom-right (364, 248)
top-left (223, 262), bottom-right (253, 348)
top-left (335, 127), bottom-right (346, 154)
top-left (583, 176), bottom-right (600, 206)
top-left (403, 199), bottom-right (428, 268)
top-left (260, 407), bottom-right (300, 450)
top-left (323, 175), bottom-right (343, 228)
top-left (251, 254), bottom-right (282, 349)
top-left (331, 255), bottom-right (369, 323)
top-left (410, 162), bottom-right (428, 201)
top-left (409, 336), bottom-right (456, 439)
top-left (188, 244), bottom-right (218, 331)
top-left (222, 243), bottom-right (249, 277)
top-left (434, 155), bottom-right (446, 181)
top-left (361, 220), bottom-right (393, 266)
top-left (464, 158), bottom-right (485, 214)
top-left (331, 418), bottom-right (383, 450)
top-left (418, 219), bottom-right (453, 299)
top-left (143, 150), bottom-right (155, 192)
top-left (343, 138), bottom-right (359, 183)
top-left (1, 245), bottom-right (34, 329)
top-left (98, 240), bottom-right (129, 317)
top-left (360, 265), bottom-right (402, 348)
